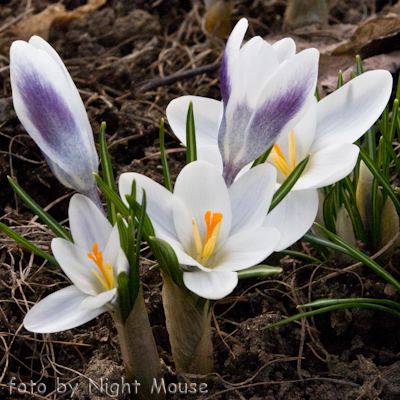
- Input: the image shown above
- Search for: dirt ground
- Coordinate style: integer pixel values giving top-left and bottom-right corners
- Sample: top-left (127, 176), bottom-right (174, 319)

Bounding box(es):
top-left (1, 0), bottom-right (400, 399)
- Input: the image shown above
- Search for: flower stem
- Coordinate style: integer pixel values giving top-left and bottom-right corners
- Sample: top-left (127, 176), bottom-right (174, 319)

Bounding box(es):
top-left (161, 272), bottom-right (213, 375)
top-left (111, 286), bottom-right (164, 400)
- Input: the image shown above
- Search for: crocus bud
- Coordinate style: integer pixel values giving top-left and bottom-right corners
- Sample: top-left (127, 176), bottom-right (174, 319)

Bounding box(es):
top-left (10, 36), bottom-right (102, 209)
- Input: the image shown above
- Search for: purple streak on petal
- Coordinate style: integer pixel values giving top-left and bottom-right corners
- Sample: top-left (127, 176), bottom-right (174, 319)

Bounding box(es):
top-left (218, 101), bottom-right (252, 168)
top-left (18, 67), bottom-right (93, 169)
top-left (221, 75), bottom-right (315, 185)
top-left (220, 50), bottom-right (231, 108)
top-left (220, 19), bottom-right (248, 109)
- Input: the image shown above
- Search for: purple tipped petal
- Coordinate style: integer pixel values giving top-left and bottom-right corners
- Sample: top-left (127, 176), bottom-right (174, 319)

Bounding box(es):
top-left (220, 18), bottom-right (248, 107)
top-left (10, 39), bottom-right (99, 199)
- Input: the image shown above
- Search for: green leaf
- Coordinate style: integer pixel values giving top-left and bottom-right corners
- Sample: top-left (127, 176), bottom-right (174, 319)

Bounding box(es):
top-left (7, 176), bottom-right (72, 242)
top-left (128, 190), bottom-right (148, 306)
top-left (98, 122), bottom-right (117, 225)
top-left (95, 174), bottom-right (129, 218)
top-left (186, 101), bottom-right (197, 164)
top-left (269, 155), bottom-right (310, 212)
top-left (336, 70), bottom-right (343, 88)
top-left (127, 215), bottom-right (140, 307)
top-left (251, 145), bottom-right (273, 168)
top-left (303, 231), bottom-right (353, 258)
top-left (0, 222), bottom-right (59, 266)
top-left (148, 236), bottom-right (184, 289)
top-left (355, 55), bottom-right (363, 75)
top-left (340, 185), bottom-right (366, 243)
top-left (159, 118), bottom-right (173, 192)
top-left (358, 146), bottom-right (400, 214)
top-left (117, 271), bottom-right (131, 323)
top-left (279, 250), bottom-right (321, 264)
top-left (116, 214), bottom-right (128, 253)
top-left (238, 265), bottom-right (282, 279)
top-left (298, 297), bottom-right (400, 310)
top-left (371, 176), bottom-right (381, 251)
top-left (314, 85), bottom-right (320, 102)
top-left (323, 185), bottom-right (337, 234)
top-left (315, 222), bottom-right (400, 293)
top-left (124, 195), bottom-right (155, 239)
top-left (264, 302), bottom-right (400, 330)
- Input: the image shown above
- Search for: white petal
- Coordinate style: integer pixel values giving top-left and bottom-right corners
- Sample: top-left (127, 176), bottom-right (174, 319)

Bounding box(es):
top-left (228, 164), bottom-right (276, 234)
top-left (220, 18), bottom-right (248, 105)
top-left (310, 70), bottom-right (393, 154)
top-left (272, 38), bottom-right (296, 63)
top-left (23, 286), bottom-right (106, 333)
top-left (212, 226), bottom-right (280, 271)
top-left (293, 143), bottom-right (360, 190)
top-left (80, 289), bottom-right (116, 309)
top-left (183, 270), bottom-right (238, 299)
top-left (172, 161), bottom-right (232, 255)
top-left (103, 225), bottom-right (122, 269)
top-left (51, 238), bottom-right (103, 296)
top-left (166, 96), bottom-right (223, 146)
top-left (197, 145), bottom-right (223, 171)
top-left (233, 36), bottom-right (279, 109)
top-left (69, 194), bottom-right (112, 252)
top-left (264, 189), bottom-right (318, 251)
top-left (118, 172), bottom-right (177, 240)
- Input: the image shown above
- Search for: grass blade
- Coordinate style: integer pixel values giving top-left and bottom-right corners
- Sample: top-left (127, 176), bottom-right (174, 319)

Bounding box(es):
top-left (159, 118), bottom-right (173, 192)
top-left (186, 101), bottom-right (197, 164)
top-left (99, 122), bottom-right (117, 225)
top-left (269, 155), bottom-right (309, 212)
top-left (0, 222), bottom-right (59, 266)
top-left (315, 222), bottom-right (400, 293)
top-left (7, 176), bottom-right (72, 242)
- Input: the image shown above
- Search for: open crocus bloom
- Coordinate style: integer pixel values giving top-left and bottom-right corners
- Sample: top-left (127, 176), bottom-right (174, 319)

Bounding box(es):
top-left (263, 69), bottom-right (392, 249)
top-left (168, 67), bottom-right (392, 250)
top-left (167, 18), bottom-right (319, 186)
top-left (10, 36), bottom-right (102, 209)
top-left (119, 161), bottom-right (281, 300)
top-left (23, 194), bottom-right (129, 333)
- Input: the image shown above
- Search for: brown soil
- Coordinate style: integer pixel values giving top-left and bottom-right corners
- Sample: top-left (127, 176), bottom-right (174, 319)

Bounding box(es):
top-left (1, 0), bottom-right (400, 399)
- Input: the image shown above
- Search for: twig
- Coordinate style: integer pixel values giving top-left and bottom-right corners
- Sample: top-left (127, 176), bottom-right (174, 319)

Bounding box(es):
top-left (135, 62), bottom-right (221, 94)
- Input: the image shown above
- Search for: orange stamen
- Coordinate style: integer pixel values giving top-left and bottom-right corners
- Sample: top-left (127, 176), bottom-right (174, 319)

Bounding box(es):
top-left (204, 211), bottom-right (223, 245)
top-left (87, 243), bottom-right (111, 289)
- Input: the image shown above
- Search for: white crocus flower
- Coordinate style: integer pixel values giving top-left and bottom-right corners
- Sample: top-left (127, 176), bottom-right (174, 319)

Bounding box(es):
top-left (10, 36), bottom-right (101, 209)
top-left (119, 161), bottom-right (281, 300)
top-left (167, 67), bottom-right (392, 250)
top-left (23, 194), bottom-right (129, 333)
top-left (263, 69), bottom-right (392, 249)
top-left (167, 18), bottom-right (319, 187)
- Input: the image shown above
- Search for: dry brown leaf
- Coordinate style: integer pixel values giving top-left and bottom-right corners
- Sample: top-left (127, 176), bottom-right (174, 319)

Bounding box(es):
top-left (332, 13), bottom-right (400, 57)
top-left (319, 51), bottom-right (400, 97)
top-left (5, 0), bottom-right (106, 42)
top-left (9, 4), bottom-right (66, 41)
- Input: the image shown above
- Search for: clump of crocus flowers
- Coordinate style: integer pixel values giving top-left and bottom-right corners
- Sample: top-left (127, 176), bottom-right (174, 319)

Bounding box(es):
top-left (2, 16), bottom-right (394, 399)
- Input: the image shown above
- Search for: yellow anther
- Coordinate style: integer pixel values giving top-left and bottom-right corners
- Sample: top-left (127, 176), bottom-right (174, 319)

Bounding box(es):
top-left (270, 146), bottom-right (291, 176)
top-left (192, 218), bottom-right (203, 257)
top-left (271, 131), bottom-right (296, 177)
top-left (88, 243), bottom-right (115, 291)
top-left (191, 211), bottom-right (223, 267)
top-left (288, 130), bottom-right (296, 171)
